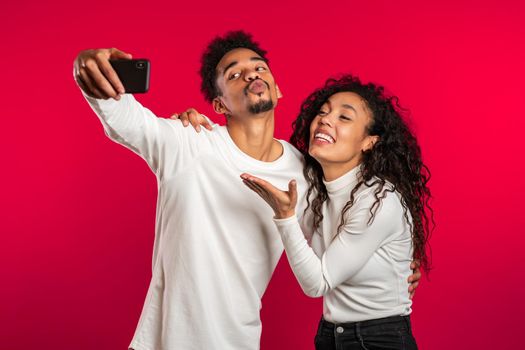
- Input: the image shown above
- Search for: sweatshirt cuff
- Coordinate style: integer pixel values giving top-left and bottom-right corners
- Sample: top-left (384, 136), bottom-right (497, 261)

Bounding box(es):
top-left (273, 215), bottom-right (299, 226)
top-left (273, 215), bottom-right (302, 241)
top-left (82, 89), bottom-right (131, 107)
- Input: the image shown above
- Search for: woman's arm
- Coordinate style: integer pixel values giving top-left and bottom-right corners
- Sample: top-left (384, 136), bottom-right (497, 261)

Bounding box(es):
top-left (274, 194), bottom-right (403, 297)
top-left (241, 173), bottom-right (411, 298)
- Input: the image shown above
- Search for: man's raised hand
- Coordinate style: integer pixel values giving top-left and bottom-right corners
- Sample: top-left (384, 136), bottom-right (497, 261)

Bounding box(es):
top-left (74, 48), bottom-right (132, 100)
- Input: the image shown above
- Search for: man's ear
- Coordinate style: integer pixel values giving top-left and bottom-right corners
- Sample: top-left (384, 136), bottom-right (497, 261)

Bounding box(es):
top-left (363, 135), bottom-right (380, 152)
top-left (213, 97), bottom-right (229, 115)
top-left (276, 85), bottom-right (283, 99)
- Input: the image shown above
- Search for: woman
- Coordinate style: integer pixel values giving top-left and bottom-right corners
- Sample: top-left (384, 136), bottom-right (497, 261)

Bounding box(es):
top-left (240, 74), bottom-right (432, 350)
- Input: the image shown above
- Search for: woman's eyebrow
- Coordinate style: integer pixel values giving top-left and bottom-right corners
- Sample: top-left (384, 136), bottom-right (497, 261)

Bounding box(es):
top-left (341, 104), bottom-right (357, 113)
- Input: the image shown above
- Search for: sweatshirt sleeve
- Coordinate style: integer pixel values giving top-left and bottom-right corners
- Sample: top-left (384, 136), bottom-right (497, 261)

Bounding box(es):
top-left (273, 191), bottom-right (404, 298)
top-left (84, 93), bottom-right (193, 177)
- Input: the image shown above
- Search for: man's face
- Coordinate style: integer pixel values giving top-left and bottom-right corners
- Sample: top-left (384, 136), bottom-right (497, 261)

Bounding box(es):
top-left (214, 48), bottom-right (280, 117)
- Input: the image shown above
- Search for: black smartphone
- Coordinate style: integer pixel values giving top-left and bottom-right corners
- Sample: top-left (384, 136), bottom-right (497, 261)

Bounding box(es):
top-left (109, 59), bottom-right (150, 93)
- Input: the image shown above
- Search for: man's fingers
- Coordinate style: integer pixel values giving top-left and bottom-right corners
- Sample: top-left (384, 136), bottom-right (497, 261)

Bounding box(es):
top-left (73, 48), bottom-right (131, 99)
top-left (75, 75), bottom-right (100, 99)
top-left (78, 68), bottom-right (106, 99)
top-left (97, 55), bottom-right (125, 94)
top-left (109, 48), bottom-right (133, 60)
top-left (84, 59), bottom-right (119, 99)
top-left (170, 113), bottom-right (179, 120)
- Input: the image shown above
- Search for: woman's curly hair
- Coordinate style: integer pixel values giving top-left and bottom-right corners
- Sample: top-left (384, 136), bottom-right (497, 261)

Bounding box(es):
top-left (291, 74), bottom-right (434, 273)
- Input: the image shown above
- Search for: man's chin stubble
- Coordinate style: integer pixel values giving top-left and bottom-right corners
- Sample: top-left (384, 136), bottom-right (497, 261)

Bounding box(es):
top-left (248, 99), bottom-right (274, 114)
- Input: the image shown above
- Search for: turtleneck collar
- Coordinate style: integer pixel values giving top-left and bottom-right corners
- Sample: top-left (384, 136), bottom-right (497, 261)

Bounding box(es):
top-left (323, 165), bottom-right (361, 196)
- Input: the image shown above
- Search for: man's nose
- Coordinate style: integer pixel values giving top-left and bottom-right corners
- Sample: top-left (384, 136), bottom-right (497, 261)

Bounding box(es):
top-left (245, 69), bottom-right (261, 81)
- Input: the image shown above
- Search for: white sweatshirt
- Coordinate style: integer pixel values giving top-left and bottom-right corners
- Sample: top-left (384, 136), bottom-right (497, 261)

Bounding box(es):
top-left (84, 94), bottom-right (309, 350)
top-left (274, 166), bottom-right (413, 323)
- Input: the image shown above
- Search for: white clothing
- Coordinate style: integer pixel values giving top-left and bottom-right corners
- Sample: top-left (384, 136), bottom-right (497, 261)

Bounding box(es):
top-left (274, 166), bottom-right (413, 323)
top-left (84, 94), bottom-right (309, 350)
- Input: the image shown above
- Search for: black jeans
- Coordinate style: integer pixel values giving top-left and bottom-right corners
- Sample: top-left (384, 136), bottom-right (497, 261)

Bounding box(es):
top-left (314, 315), bottom-right (418, 350)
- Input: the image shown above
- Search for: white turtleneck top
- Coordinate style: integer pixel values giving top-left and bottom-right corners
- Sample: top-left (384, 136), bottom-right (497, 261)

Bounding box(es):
top-left (274, 166), bottom-right (413, 323)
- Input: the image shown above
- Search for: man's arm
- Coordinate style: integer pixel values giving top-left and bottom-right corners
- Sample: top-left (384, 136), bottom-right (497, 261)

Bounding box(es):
top-left (74, 48), bottom-right (191, 175)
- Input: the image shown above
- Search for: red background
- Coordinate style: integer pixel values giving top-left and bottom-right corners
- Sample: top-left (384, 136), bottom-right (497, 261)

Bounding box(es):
top-left (2, 0), bottom-right (524, 349)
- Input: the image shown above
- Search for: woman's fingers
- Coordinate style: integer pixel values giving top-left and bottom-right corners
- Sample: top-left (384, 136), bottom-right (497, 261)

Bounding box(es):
top-left (241, 175), bottom-right (273, 200)
top-left (187, 109), bottom-right (202, 132)
top-left (171, 108), bottom-right (212, 132)
top-left (240, 174), bottom-right (297, 219)
top-left (202, 118), bottom-right (213, 131)
top-left (188, 110), bottom-right (213, 132)
top-left (242, 179), bottom-right (266, 199)
top-left (179, 112), bottom-right (190, 126)
top-left (410, 260), bottom-right (421, 270)
top-left (240, 173), bottom-right (292, 204)
top-left (243, 178), bottom-right (270, 199)
top-left (409, 281), bottom-right (419, 299)
top-left (288, 179), bottom-right (298, 207)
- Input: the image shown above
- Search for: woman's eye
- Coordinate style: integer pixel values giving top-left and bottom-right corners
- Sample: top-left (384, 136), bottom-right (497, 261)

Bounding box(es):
top-left (318, 110), bottom-right (328, 116)
top-left (339, 115), bottom-right (351, 121)
top-left (229, 72), bottom-right (240, 80)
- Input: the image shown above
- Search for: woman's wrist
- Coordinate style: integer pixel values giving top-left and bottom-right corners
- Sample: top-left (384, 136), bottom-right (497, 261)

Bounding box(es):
top-left (274, 210), bottom-right (295, 220)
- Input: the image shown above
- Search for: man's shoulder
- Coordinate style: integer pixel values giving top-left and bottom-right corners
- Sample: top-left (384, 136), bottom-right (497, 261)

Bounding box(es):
top-left (158, 118), bottom-right (222, 140)
top-left (278, 139), bottom-right (304, 161)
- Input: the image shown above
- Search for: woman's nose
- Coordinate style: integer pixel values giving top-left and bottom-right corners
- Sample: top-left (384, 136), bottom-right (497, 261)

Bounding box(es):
top-left (319, 115), bottom-right (333, 127)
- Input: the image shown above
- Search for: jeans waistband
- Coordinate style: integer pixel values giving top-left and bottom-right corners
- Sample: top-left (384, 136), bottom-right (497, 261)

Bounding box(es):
top-left (317, 315), bottom-right (412, 338)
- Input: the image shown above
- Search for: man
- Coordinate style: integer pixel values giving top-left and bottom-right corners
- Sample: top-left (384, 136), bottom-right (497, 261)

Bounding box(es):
top-left (74, 31), bottom-right (419, 349)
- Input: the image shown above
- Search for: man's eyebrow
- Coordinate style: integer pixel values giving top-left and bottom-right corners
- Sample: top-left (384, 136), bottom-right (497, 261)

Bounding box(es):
top-left (222, 57), bottom-right (268, 76)
top-left (250, 57), bottom-right (267, 63)
top-left (222, 61), bottom-right (238, 75)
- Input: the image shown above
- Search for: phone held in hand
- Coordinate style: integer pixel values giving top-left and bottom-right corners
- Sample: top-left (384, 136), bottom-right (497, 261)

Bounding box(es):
top-left (110, 59), bottom-right (150, 93)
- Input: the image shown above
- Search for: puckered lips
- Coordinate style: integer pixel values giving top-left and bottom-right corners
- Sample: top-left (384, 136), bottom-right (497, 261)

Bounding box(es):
top-left (312, 128), bottom-right (335, 145)
top-left (247, 79), bottom-right (268, 95)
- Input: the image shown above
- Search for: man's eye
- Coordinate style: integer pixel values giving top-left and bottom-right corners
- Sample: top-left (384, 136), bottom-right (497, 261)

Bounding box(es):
top-left (255, 66), bottom-right (266, 72)
top-left (229, 72), bottom-right (241, 80)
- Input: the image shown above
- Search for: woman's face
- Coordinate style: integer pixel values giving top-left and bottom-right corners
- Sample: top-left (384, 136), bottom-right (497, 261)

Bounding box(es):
top-left (308, 92), bottom-right (378, 175)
